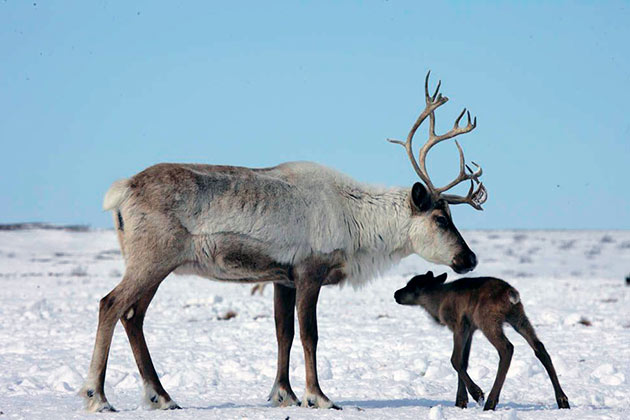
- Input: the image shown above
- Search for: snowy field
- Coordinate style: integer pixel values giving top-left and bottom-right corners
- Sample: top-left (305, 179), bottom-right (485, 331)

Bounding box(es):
top-left (0, 228), bottom-right (629, 420)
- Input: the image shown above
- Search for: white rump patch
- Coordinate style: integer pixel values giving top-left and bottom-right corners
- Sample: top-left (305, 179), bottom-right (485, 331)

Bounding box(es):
top-left (103, 179), bottom-right (130, 211)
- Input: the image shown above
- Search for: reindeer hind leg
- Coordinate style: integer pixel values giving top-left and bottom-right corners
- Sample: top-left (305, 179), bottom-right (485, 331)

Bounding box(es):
top-left (80, 260), bottom-right (177, 412)
top-left (121, 283), bottom-right (181, 410)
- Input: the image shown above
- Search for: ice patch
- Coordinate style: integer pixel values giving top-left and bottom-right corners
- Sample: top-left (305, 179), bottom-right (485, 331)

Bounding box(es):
top-left (563, 313), bottom-right (582, 326)
top-left (424, 363), bottom-right (453, 379)
top-left (428, 405), bottom-right (444, 420)
top-left (46, 365), bottom-right (83, 393)
top-left (392, 368), bottom-right (414, 382)
top-left (469, 365), bottom-right (490, 381)
top-left (592, 363), bottom-right (625, 385)
top-left (318, 357), bottom-right (333, 381)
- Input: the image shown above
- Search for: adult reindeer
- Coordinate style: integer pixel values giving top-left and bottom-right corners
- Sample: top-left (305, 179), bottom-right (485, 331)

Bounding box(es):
top-left (81, 72), bottom-right (487, 412)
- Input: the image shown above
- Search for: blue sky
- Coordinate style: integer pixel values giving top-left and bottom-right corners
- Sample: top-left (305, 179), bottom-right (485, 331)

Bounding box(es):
top-left (1, 1), bottom-right (628, 229)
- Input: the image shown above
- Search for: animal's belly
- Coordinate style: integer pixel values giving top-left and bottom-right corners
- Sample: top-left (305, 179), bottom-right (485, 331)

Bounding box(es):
top-left (173, 262), bottom-right (292, 284)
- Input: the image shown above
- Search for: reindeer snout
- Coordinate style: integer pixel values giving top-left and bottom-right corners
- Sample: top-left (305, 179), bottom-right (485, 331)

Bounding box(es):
top-left (452, 251), bottom-right (477, 274)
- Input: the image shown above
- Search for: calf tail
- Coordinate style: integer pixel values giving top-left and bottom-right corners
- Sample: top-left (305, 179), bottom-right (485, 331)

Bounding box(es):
top-left (507, 289), bottom-right (520, 304)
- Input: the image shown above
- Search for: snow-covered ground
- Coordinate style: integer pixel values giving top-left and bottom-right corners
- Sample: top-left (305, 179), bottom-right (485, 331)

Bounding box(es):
top-left (0, 228), bottom-right (628, 419)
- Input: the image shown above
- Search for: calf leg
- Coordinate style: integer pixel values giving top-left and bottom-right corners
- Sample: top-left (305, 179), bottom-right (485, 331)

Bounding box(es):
top-left (481, 325), bottom-right (513, 411)
top-left (268, 283), bottom-right (300, 407)
top-left (451, 325), bottom-right (484, 407)
top-left (120, 284), bottom-right (180, 410)
top-left (510, 314), bottom-right (570, 409)
top-left (454, 329), bottom-right (474, 407)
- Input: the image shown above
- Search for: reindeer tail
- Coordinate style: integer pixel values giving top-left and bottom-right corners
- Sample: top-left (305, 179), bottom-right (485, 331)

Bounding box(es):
top-left (103, 179), bottom-right (130, 211)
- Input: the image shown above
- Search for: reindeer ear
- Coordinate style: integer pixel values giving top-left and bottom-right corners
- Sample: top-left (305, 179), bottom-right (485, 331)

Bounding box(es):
top-left (411, 182), bottom-right (432, 212)
top-left (434, 273), bottom-right (448, 284)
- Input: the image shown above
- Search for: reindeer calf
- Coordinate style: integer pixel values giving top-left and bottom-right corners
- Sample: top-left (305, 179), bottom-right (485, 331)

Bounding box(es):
top-left (394, 271), bottom-right (570, 411)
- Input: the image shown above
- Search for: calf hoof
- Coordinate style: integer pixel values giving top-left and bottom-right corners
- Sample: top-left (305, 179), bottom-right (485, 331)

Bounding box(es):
top-left (470, 388), bottom-right (485, 406)
top-left (302, 391), bottom-right (341, 410)
top-left (268, 384), bottom-right (300, 407)
top-left (483, 399), bottom-right (497, 411)
top-left (455, 398), bottom-right (468, 409)
top-left (557, 395), bottom-right (570, 409)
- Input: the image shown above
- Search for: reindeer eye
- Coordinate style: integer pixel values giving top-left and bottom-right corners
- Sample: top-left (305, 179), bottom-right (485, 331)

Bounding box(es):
top-left (435, 216), bottom-right (449, 229)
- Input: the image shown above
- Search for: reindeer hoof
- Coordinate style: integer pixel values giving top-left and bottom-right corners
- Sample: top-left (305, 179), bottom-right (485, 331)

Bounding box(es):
top-left (86, 398), bottom-right (116, 412)
top-left (145, 390), bottom-right (180, 410)
top-left (455, 398), bottom-right (468, 408)
top-left (79, 385), bottom-right (116, 412)
top-left (268, 384), bottom-right (300, 407)
top-left (302, 391), bottom-right (341, 409)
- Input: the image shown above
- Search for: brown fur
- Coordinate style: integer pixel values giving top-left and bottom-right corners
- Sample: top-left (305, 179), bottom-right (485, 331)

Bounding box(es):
top-left (395, 272), bottom-right (570, 411)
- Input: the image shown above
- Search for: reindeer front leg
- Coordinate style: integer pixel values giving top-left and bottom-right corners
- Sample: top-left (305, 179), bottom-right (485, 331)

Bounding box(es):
top-left (295, 266), bottom-right (340, 410)
top-left (268, 283), bottom-right (300, 407)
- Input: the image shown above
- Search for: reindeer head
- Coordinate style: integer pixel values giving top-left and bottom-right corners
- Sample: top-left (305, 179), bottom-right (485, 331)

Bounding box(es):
top-left (388, 72), bottom-right (487, 274)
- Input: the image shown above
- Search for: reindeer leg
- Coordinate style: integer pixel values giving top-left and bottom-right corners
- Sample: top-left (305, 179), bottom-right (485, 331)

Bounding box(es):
top-left (120, 284), bottom-right (180, 410)
top-left (294, 268), bottom-right (340, 410)
top-left (481, 325), bottom-right (513, 411)
top-left (510, 314), bottom-right (570, 409)
top-left (268, 283), bottom-right (299, 407)
top-left (80, 261), bottom-right (175, 412)
top-left (451, 323), bottom-right (483, 407)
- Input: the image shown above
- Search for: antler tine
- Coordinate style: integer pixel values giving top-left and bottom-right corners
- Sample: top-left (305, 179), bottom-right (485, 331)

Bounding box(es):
top-left (442, 180), bottom-right (488, 210)
top-left (434, 140), bottom-right (483, 194)
top-left (466, 162), bottom-right (482, 181)
top-left (387, 70), bottom-right (449, 191)
top-left (435, 110), bottom-right (476, 142)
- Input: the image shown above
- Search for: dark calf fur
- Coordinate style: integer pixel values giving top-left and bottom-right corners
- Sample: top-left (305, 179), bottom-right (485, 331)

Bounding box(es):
top-left (394, 271), bottom-right (570, 411)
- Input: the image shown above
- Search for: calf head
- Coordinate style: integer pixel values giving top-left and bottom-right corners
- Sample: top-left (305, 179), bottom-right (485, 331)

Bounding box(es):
top-left (394, 271), bottom-right (448, 305)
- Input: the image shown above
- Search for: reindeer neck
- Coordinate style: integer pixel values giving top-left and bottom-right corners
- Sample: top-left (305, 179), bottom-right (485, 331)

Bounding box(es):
top-left (341, 185), bottom-right (412, 257)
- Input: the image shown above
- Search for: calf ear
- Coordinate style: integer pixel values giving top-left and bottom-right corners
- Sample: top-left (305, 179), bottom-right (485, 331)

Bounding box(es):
top-left (411, 182), bottom-right (432, 212)
top-left (425, 273), bottom-right (447, 288)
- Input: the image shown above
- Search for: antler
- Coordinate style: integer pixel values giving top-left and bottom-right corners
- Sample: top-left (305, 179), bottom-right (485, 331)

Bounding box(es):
top-left (387, 71), bottom-right (488, 210)
top-left (387, 71), bottom-right (449, 191)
